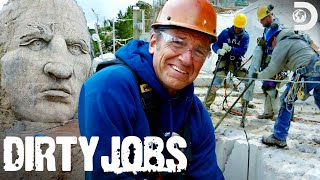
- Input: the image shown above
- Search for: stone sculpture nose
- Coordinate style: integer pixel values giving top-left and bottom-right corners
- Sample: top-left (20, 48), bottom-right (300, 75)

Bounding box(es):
top-left (43, 62), bottom-right (72, 79)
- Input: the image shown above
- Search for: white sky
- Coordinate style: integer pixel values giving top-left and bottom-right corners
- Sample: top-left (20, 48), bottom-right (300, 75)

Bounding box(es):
top-left (0, 0), bottom-right (7, 10)
top-left (0, 0), bottom-right (153, 28)
top-left (76, 0), bottom-right (154, 28)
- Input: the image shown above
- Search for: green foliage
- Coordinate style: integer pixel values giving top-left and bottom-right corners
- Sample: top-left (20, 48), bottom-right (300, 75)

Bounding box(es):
top-left (115, 6), bottom-right (133, 50)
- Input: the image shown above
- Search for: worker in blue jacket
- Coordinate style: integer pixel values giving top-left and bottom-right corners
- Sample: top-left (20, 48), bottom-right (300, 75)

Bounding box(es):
top-left (204, 13), bottom-right (250, 109)
top-left (78, 0), bottom-right (224, 179)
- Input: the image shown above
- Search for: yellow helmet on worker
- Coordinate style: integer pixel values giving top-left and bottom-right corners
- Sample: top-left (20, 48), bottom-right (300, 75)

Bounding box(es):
top-left (257, 4), bottom-right (274, 20)
top-left (152, 0), bottom-right (217, 42)
top-left (233, 13), bottom-right (247, 28)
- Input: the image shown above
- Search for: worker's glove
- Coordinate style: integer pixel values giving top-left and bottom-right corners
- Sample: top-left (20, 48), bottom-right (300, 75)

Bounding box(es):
top-left (252, 72), bottom-right (259, 79)
top-left (257, 37), bottom-right (266, 46)
top-left (275, 70), bottom-right (288, 80)
top-left (222, 43), bottom-right (232, 52)
top-left (217, 49), bottom-right (227, 56)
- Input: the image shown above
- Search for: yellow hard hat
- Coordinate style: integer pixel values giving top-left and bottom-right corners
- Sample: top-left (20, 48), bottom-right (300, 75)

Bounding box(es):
top-left (152, 0), bottom-right (217, 42)
top-left (257, 4), bottom-right (274, 20)
top-left (233, 13), bottom-right (247, 28)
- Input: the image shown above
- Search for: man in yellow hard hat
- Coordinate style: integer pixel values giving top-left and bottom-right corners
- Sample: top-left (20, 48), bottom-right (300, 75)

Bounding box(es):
top-left (79, 0), bottom-right (224, 179)
top-left (256, 4), bottom-right (287, 120)
top-left (204, 13), bottom-right (250, 109)
top-left (257, 4), bottom-right (275, 28)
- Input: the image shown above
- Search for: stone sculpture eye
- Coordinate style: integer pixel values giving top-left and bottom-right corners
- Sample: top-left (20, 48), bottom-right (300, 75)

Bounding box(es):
top-left (20, 38), bottom-right (47, 51)
top-left (68, 44), bottom-right (87, 56)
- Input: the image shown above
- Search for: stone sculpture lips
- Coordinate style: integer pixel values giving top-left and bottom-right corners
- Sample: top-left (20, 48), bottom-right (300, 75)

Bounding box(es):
top-left (40, 85), bottom-right (72, 103)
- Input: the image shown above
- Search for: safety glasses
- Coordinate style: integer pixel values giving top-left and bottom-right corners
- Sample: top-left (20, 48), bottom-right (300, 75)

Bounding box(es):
top-left (159, 31), bottom-right (211, 62)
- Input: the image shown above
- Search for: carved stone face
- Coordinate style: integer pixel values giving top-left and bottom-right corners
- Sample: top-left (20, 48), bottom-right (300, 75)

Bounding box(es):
top-left (0, 0), bottom-right (91, 123)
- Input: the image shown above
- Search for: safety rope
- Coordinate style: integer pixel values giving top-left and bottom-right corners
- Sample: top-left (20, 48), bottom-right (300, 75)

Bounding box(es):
top-left (212, 74), bottom-right (320, 84)
top-left (223, 99), bottom-right (318, 122)
top-left (206, 65), bottom-right (320, 126)
top-left (292, 117), bottom-right (320, 122)
top-left (220, 86), bottom-right (319, 122)
top-left (222, 78), bottom-right (253, 116)
top-left (212, 74), bottom-right (319, 122)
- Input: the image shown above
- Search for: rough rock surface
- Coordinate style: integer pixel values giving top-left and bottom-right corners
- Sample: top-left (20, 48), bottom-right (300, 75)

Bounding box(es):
top-left (0, 120), bottom-right (84, 179)
top-left (195, 87), bottom-right (320, 180)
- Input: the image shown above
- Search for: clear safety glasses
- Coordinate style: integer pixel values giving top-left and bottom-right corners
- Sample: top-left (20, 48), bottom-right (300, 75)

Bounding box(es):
top-left (159, 31), bottom-right (211, 62)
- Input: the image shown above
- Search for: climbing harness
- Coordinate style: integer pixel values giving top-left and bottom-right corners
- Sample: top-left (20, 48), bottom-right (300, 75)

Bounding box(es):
top-left (284, 73), bottom-right (300, 113)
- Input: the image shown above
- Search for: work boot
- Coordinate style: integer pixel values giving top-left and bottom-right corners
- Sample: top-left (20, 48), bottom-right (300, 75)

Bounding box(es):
top-left (257, 113), bottom-right (274, 119)
top-left (247, 103), bottom-right (256, 108)
top-left (240, 99), bottom-right (256, 109)
top-left (262, 134), bottom-right (287, 148)
top-left (240, 103), bottom-right (256, 109)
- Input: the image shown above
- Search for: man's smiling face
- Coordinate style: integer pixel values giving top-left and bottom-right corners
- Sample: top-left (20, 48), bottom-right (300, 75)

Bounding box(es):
top-left (149, 28), bottom-right (211, 96)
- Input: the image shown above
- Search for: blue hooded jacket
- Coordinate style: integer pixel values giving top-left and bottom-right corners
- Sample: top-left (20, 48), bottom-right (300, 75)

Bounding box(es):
top-left (212, 26), bottom-right (249, 61)
top-left (79, 40), bottom-right (224, 179)
top-left (264, 17), bottom-right (281, 55)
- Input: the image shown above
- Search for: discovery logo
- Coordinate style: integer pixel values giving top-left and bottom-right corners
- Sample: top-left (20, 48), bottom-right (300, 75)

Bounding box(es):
top-left (293, 2), bottom-right (318, 31)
